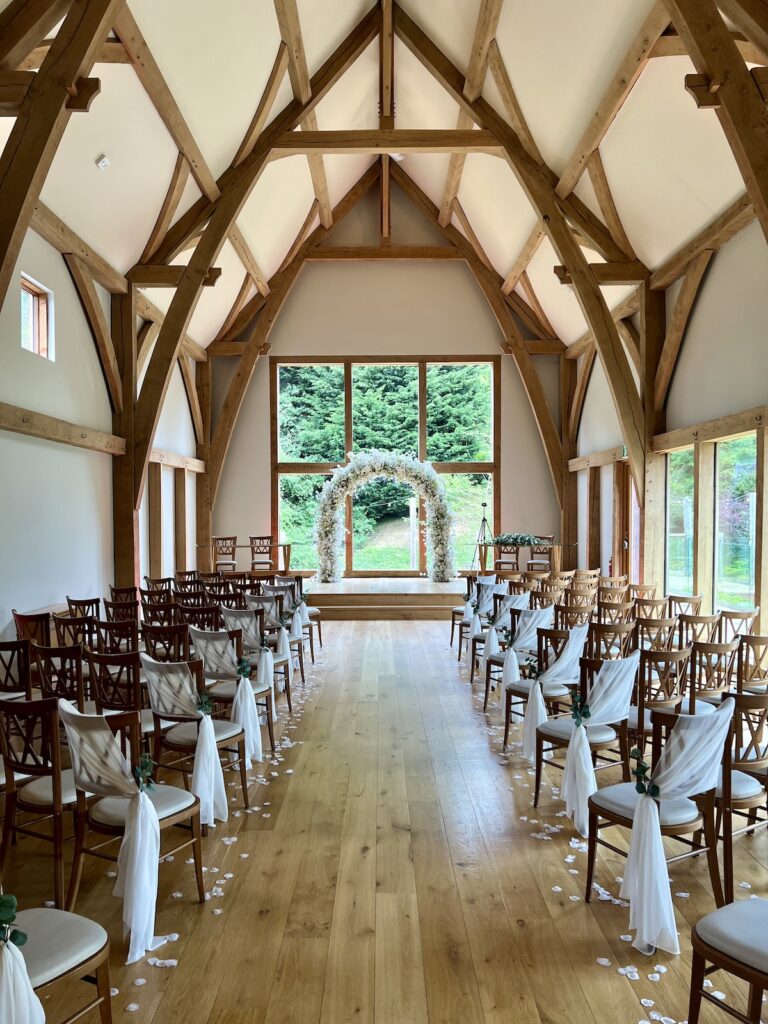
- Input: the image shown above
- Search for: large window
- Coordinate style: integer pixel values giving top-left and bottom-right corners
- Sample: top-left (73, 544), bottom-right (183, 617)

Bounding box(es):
top-left (273, 357), bottom-right (498, 573)
top-left (666, 447), bottom-right (694, 595)
top-left (714, 435), bottom-right (756, 610)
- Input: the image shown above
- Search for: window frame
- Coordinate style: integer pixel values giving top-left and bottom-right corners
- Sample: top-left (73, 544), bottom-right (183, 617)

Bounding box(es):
top-left (271, 354), bottom-right (500, 576)
top-left (20, 274), bottom-right (53, 359)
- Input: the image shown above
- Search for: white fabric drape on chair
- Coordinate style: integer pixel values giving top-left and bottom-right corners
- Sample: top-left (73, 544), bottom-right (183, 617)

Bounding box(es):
top-left (221, 606), bottom-right (262, 653)
top-left (494, 592), bottom-right (530, 632)
top-left (244, 594), bottom-right (281, 628)
top-left (522, 623), bottom-right (590, 761)
top-left (0, 941), bottom-right (44, 1023)
top-left (58, 699), bottom-right (163, 965)
top-left (562, 650), bottom-right (639, 836)
top-left (481, 626), bottom-right (500, 676)
top-left (277, 626), bottom-right (293, 685)
top-left (512, 606), bottom-right (554, 656)
top-left (140, 655), bottom-right (228, 828)
top-left (257, 647), bottom-right (276, 722)
top-left (502, 647), bottom-right (521, 689)
top-left (620, 698), bottom-right (735, 954)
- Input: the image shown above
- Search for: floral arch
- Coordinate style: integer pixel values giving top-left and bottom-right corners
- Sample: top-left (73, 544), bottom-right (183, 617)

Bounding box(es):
top-left (314, 451), bottom-right (455, 582)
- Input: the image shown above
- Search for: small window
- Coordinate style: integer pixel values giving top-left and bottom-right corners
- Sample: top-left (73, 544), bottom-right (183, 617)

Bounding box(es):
top-left (20, 275), bottom-right (53, 359)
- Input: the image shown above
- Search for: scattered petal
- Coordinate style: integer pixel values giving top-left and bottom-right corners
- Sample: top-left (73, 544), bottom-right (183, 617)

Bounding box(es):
top-left (551, 886), bottom-right (562, 893)
top-left (126, 1004), bottom-right (140, 1013)
top-left (596, 957), bottom-right (611, 967)
top-left (133, 979), bottom-right (146, 987)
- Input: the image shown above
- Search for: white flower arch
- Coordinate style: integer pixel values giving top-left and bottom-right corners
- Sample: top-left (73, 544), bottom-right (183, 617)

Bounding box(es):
top-left (314, 451), bottom-right (455, 582)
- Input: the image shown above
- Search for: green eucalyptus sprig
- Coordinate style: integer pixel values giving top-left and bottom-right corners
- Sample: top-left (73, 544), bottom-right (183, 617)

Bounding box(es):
top-left (0, 894), bottom-right (27, 947)
top-left (499, 625), bottom-right (513, 646)
top-left (134, 753), bottom-right (154, 793)
top-left (571, 693), bottom-right (591, 728)
top-left (236, 656), bottom-right (251, 678)
top-left (492, 533), bottom-right (546, 547)
top-left (631, 747), bottom-right (659, 798)
top-left (197, 691), bottom-right (214, 716)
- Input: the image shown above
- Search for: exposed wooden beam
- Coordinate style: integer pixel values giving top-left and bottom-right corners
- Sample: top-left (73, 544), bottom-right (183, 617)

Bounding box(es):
top-left (487, 38), bottom-right (543, 165)
top-left (663, 0), bottom-right (768, 243)
top-left (148, 461), bottom-right (162, 577)
top-left (213, 273), bottom-right (252, 343)
top-left (654, 248), bottom-right (713, 410)
top-left (616, 317), bottom-right (641, 376)
top-left (137, 319), bottom-right (159, 378)
top-left (0, 0), bottom-right (69, 72)
top-left (716, 0), bottom-right (768, 62)
top-left (177, 354), bottom-right (204, 444)
top-left (586, 148), bottom-right (637, 260)
top-left (565, 289), bottom-right (643, 359)
top-left (127, 265), bottom-right (222, 288)
top-left (556, 3), bottom-right (671, 197)
top-left (135, 291), bottom-right (206, 362)
top-left (502, 223), bottom-right (545, 293)
top-left (527, 340), bottom-right (565, 355)
top-left (519, 270), bottom-right (556, 339)
top-left (380, 155), bottom-right (392, 240)
top-left (111, 288), bottom-right (139, 587)
top-left (150, 449), bottom-right (205, 473)
top-left (141, 153), bottom-right (191, 263)
top-left (649, 30), bottom-right (767, 64)
top-left (568, 345), bottom-right (596, 439)
top-left (279, 199), bottom-right (319, 272)
top-left (438, 0), bottom-right (503, 226)
top-left (554, 262), bottom-right (649, 285)
top-left (649, 193), bottom-right (754, 289)
top-left (380, 0), bottom-right (394, 238)
top-left (174, 466), bottom-right (187, 571)
top-left (64, 253), bottom-right (122, 413)
top-left (568, 445), bottom-right (626, 472)
top-left (450, 199), bottom-right (493, 269)
top-left (0, 70), bottom-right (34, 115)
top-left (18, 37), bottom-right (130, 71)
top-left (0, 400), bottom-right (125, 454)
top-left (654, 403), bottom-right (768, 452)
top-left (271, 129), bottom-right (501, 156)
top-left (233, 41), bottom-right (289, 167)
top-left (274, 0), bottom-right (333, 227)
top-left (31, 201), bottom-right (127, 293)
top-left (0, 0), bottom-right (122, 309)
top-left (229, 225), bottom-right (270, 296)
top-left (306, 244), bottom-right (463, 260)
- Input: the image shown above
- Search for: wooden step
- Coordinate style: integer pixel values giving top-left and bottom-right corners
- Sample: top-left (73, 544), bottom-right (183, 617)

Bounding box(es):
top-left (318, 604), bottom-right (452, 620)
top-left (310, 590), bottom-right (461, 608)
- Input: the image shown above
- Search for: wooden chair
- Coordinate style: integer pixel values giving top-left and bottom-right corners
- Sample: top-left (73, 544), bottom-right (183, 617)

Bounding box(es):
top-left (688, 640), bottom-right (740, 713)
top-left (142, 622), bottom-right (190, 663)
top-left (53, 612), bottom-right (96, 650)
top-left (0, 639), bottom-right (32, 700)
top-left (508, 579), bottom-right (539, 595)
top-left (66, 596), bottom-right (100, 620)
top-left (141, 601), bottom-right (177, 627)
top-left (635, 596), bottom-right (669, 618)
top-left (94, 618), bottom-right (139, 655)
top-left (108, 585), bottom-right (138, 603)
top-left (596, 599), bottom-right (635, 625)
top-left (573, 568), bottom-right (600, 585)
top-left (669, 594), bottom-right (704, 616)
top-left (634, 616), bottom-right (678, 652)
top-left (15, 906), bottom-right (112, 1023)
top-left (103, 598), bottom-right (139, 623)
top-left (212, 536), bottom-right (238, 572)
top-left (33, 643), bottom-right (87, 711)
top-left (175, 570), bottom-right (199, 582)
top-left (526, 536), bottom-right (554, 572)
top-left (599, 575), bottom-right (628, 590)
top-left (65, 708), bottom-right (205, 914)
top-left (203, 580), bottom-right (234, 602)
top-left (688, 898), bottom-right (768, 1024)
top-left (549, 570), bottom-right (576, 586)
top-left (0, 697), bottom-right (72, 908)
top-left (554, 603), bottom-right (594, 630)
top-left (12, 608), bottom-right (51, 646)
top-left (523, 570), bottom-right (550, 585)
top-left (628, 583), bottom-right (658, 600)
top-left (530, 586), bottom-right (563, 610)
top-left (249, 535), bottom-right (274, 571)
top-left (628, 648), bottom-right (692, 749)
top-left (88, 650), bottom-right (164, 741)
top-left (718, 607), bottom-right (759, 643)
top-left (596, 584), bottom-right (629, 604)
top-left (679, 612), bottom-right (721, 647)
top-left (198, 571), bottom-right (221, 582)
top-left (493, 544), bottom-right (519, 571)
top-left (587, 621), bottom-right (635, 660)
top-left (140, 587), bottom-right (174, 608)
top-left (176, 603), bottom-right (221, 631)
top-left (502, 626), bottom-right (573, 750)
top-left (737, 635), bottom-right (768, 694)
top-left (143, 576), bottom-right (173, 592)
top-left (560, 587), bottom-right (597, 608)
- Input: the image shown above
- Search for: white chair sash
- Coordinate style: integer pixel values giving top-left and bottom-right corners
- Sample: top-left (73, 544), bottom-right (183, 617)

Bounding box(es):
top-left (298, 599), bottom-right (311, 626)
top-left (0, 941), bottom-right (44, 1023)
top-left (139, 656), bottom-right (228, 829)
top-left (522, 624), bottom-right (590, 761)
top-left (188, 627), bottom-right (239, 683)
top-left (290, 608), bottom-right (303, 643)
top-left (469, 612), bottom-right (483, 640)
top-left (221, 607), bottom-right (261, 652)
top-left (562, 650), bottom-right (639, 836)
top-left (494, 592), bottom-right (530, 631)
top-left (244, 593), bottom-right (280, 627)
top-left (512, 606), bottom-right (554, 655)
top-left (475, 582), bottom-right (495, 616)
top-left (231, 674), bottom-right (263, 766)
top-left (257, 647), bottom-right (276, 723)
top-left (277, 626), bottom-right (293, 686)
top-left (468, 574), bottom-right (496, 604)
top-left (620, 698), bottom-right (735, 954)
top-left (502, 647), bottom-right (521, 690)
top-left (58, 699), bottom-right (162, 965)
top-left (481, 625), bottom-right (500, 676)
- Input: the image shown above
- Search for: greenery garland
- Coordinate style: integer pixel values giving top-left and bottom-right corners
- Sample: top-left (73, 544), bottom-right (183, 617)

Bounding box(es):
top-left (492, 533), bottom-right (547, 547)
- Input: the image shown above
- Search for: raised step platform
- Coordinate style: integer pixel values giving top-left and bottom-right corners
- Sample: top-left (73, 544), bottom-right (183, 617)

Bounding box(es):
top-left (308, 578), bottom-right (465, 620)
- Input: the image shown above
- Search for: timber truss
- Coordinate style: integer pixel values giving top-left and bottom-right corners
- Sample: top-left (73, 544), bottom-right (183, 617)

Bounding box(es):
top-left (1, 0), bottom-right (767, 580)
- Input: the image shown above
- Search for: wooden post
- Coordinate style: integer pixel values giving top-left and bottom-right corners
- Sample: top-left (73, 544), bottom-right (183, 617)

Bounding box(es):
top-left (693, 441), bottom-right (716, 610)
top-left (111, 289), bottom-right (139, 588)
top-left (640, 283), bottom-right (666, 584)
top-left (560, 355), bottom-right (577, 570)
top-left (174, 467), bottom-right (187, 572)
top-left (148, 461), bottom-right (162, 578)
top-left (612, 460), bottom-right (630, 578)
top-left (587, 465), bottom-right (601, 570)
top-left (195, 360), bottom-right (212, 572)
top-left (755, 422), bottom-right (768, 632)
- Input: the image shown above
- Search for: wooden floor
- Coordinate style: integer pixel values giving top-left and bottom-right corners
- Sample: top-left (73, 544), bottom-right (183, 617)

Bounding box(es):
top-left (9, 621), bottom-right (767, 1024)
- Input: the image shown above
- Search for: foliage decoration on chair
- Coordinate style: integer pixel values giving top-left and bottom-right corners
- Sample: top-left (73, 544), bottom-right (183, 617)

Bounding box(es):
top-left (315, 451), bottom-right (455, 582)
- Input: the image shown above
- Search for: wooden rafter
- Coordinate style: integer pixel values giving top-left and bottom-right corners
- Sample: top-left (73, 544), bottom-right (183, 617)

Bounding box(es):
top-left (0, 400), bottom-right (125, 455)
top-left (649, 30), bottom-right (767, 64)
top-left (565, 290), bottom-right (642, 359)
top-left (654, 248), bottom-right (713, 410)
top-left (554, 262), bottom-right (648, 285)
top-left (569, 346), bottom-right (597, 445)
top-left (0, 0), bottom-right (69, 71)
top-left (177, 353), bottom-right (204, 444)
top-left (664, 0), bottom-right (768, 243)
top-left (18, 37), bottom-right (129, 70)
top-left (486, 39), bottom-right (543, 165)
top-left (141, 153), bottom-right (190, 263)
top-left (380, 0), bottom-right (394, 239)
top-left (273, 0), bottom-right (333, 228)
top-left (63, 252), bottom-right (122, 414)
top-left (214, 273), bottom-right (252, 343)
top-left (519, 270), bottom-right (556, 340)
top-left (616, 318), bottom-right (641, 376)
top-left (137, 320), bottom-right (159, 378)
top-left (271, 129), bottom-right (500, 156)
top-left (233, 42), bottom-right (289, 167)
top-left (451, 198), bottom-right (493, 270)
top-left (715, 0), bottom-right (768, 61)
top-left (279, 199), bottom-right (319, 272)
top-left (502, 224), bottom-right (544, 293)
top-left (0, 0), bottom-right (121, 309)
top-left (586, 149), bottom-right (637, 260)
top-left (437, 0), bottom-right (503, 227)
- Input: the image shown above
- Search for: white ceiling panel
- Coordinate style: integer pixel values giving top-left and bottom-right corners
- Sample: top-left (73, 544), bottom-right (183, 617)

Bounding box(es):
top-left (396, 0), bottom-right (481, 78)
top-left (525, 237), bottom-right (588, 344)
top-left (313, 39), bottom-right (379, 131)
top-left (394, 37), bottom-right (460, 129)
top-left (297, 0), bottom-right (374, 75)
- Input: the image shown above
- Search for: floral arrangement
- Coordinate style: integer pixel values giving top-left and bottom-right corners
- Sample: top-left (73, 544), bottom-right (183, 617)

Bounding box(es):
top-left (315, 450), bottom-right (455, 583)
top-left (134, 753), bottom-right (154, 792)
top-left (492, 533), bottom-right (548, 547)
top-left (570, 692), bottom-right (591, 728)
top-left (0, 894), bottom-right (26, 948)
top-left (631, 747), bottom-right (659, 797)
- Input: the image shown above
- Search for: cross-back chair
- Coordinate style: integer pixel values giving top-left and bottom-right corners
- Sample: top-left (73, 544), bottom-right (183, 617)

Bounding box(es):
top-left (688, 639), bottom-right (740, 713)
top-left (596, 599), bottom-right (635, 625)
top-left (109, 584), bottom-right (138, 604)
top-left (587, 621), bottom-right (635, 660)
top-left (13, 609), bottom-right (51, 646)
top-left (737, 635), bottom-right (768, 694)
top-left (0, 639), bottom-right (32, 701)
top-left (33, 643), bottom-right (87, 711)
top-left (249, 535), bottom-right (273, 571)
top-left (103, 598), bottom-right (139, 623)
top-left (669, 594), bottom-right (704, 617)
top-left (212, 536), bottom-right (238, 571)
top-left (635, 596), bottom-right (669, 618)
top-left (679, 612), bottom-right (721, 648)
top-left (141, 622), bottom-right (190, 663)
top-left (94, 618), bottom-right (139, 655)
top-left (526, 537), bottom-right (554, 572)
top-left (635, 615), bottom-right (678, 652)
top-left (628, 647), bottom-right (692, 748)
top-left (718, 607), bottom-right (759, 644)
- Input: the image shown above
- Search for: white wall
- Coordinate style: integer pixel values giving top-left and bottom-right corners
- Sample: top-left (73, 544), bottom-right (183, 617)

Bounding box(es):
top-left (213, 190), bottom-right (561, 565)
top-left (577, 358), bottom-right (623, 457)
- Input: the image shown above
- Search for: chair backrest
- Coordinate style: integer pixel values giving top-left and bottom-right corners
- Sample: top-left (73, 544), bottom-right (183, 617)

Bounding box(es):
top-left (203, 581), bottom-right (234, 601)
top-left (717, 608), bottom-right (759, 644)
top-left (173, 589), bottom-right (207, 608)
top-left (220, 606), bottom-right (264, 651)
top-left (554, 603), bottom-right (593, 629)
top-left (94, 618), bottom-right (139, 655)
top-left (140, 587), bottom-right (175, 607)
top-left (599, 575), bottom-right (628, 589)
top-left (103, 598), bottom-right (139, 623)
top-left (628, 583), bottom-right (658, 600)
top-left (143, 576), bottom-right (174, 592)
top-left (188, 626), bottom-right (242, 681)
top-left (732, 691), bottom-right (768, 776)
top-left (212, 536), bottom-right (237, 560)
top-left (12, 609), bottom-right (51, 646)
top-left (140, 656), bottom-right (203, 722)
top-left (737, 634), bottom-right (768, 693)
top-left (529, 536), bottom-right (554, 557)
top-left (88, 650), bottom-right (142, 713)
top-left (635, 596), bottom-right (669, 618)
top-left (220, 591), bottom-right (247, 610)
top-left (0, 696), bottom-right (62, 799)
top-left (587, 620), bottom-right (635, 660)
top-left (141, 601), bottom-right (177, 627)
top-left (66, 596), bottom-right (100, 620)
top-left (173, 580), bottom-right (202, 597)
top-left (637, 648), bottom-right (692, 718)
top-left (647, 699), bottom-right (734, 803)
top-left (249, 535), bottom-right (272, 560)
top-left (263, 580), bottom-right (299, 610)
top-left (668, 594), bottom-right (703, 617)
top-left (688, 639), bottom-right (740, 712)
top-left (679, 612), bottom-right (721, 647)
top-left (175, 570), bottom-right (199, 582)
top-left (523, 570), bottom-right (550, 584)
top-left (635, 616), bottom-right (678, 652)
top-left (530, 589), bottom-right (559, 610)
top-left (177, 603), bottom-right (221, 631)
top-left (109, 585), bottom-right (138, 604)
top-left (596, 585), bottom-right (630, 604)
top-left (537, 628), bottom-right (570, 671)
top-left (509, 579), bottom-right (539, 595)
top-left (0, 639), bottom-right (31, 699)
top-left (561, 587), bottom-right (596, 608)
top-left (596, 599), bottom-right (635, 625)
top-left (53, 612), bottom-right (95, 649)
top-left (33, 643), bottom-right (85, 710)
top-left (573, 568), bottom-right (600, 582)
top-left (142, 622), bottom-right (190, 662)
top-left (57, 701), bottom-right (140, 801)
top-left (198, 571), bottom-right (221, 582)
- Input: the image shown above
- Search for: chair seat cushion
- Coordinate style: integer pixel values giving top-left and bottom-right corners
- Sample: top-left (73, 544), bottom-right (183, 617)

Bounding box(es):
top-left (591, 781), bottom-right (699, 826)
top-left (90, 783), bottom-right (196, 827)
top-left (20, 768), bottom-right (79, 807)
top-left (488, 653), bottom-right (506, 668)
top-left (164, 718), bottom-right (243, 746)
top-left (506, 679), bottom-right (571, 700)
top-left (745, 681), bottom-right (768, 695)
top-left (1, 690), bottom-right (26, 701)
top-left (306, 607), bottom-right (320, 618)
top-left (15, 907), bottom-right (108, 989)
top-left (695, 898), bottom-right (768, 974)
top-left (690, 700), bottom-right (717, 716)
top-left (140, 709), bottom-right (174, 734)
top-left (717, 768), bottom-right (765, 801)
top-left (539, 719), bottom-right (616, 745)
top-left (209, 679), bottom-right (272, 701)
top-left (0, 764), bottom-right (29, 788)
top-left (452, 605), bottom-right (465, 615)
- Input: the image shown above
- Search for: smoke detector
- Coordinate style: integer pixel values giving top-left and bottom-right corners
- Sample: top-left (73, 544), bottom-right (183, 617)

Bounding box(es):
top-left (95, 153), bottom-right (110, 171)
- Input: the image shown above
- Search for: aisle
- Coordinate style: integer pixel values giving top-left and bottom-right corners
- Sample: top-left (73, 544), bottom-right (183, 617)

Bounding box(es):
top-left (17, 622), bottom-right (766, 1023)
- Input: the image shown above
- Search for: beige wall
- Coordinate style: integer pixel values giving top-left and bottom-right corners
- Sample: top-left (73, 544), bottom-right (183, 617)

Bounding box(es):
top-left (213, 190), bottom-right (561, 565)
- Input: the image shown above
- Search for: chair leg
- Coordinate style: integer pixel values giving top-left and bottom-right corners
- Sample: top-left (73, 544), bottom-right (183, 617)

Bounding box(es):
top-left (503, 690), bottom-right (512, 750)
top-left (316, 618), bottom-right (323, 647)
top-left (450, 615), bottom-right (456, 647)
top-left (457, 625), bottom-right (464, 662)
top-left (237, 738), bottom-right (250, 809)
top-left (470, 639), bottom-right (478, 682)
top-left (747, 985), bottom-right (763, 1023)
top-left (307, 626), bottom-right (315, 663)
top-left (533, 735), bottom-right (544, 808)
top-left (283, 665), bottom-right (292, 713)
top-left (584, 810), bottom-right (598, 902)
top-left (687, 948), bottom-right (706, 1024)
top-left (52, 810), bottom-right (65, 910)
top-left (66, 809), bottom-right (88, 911)
top-left (96, 953), bottom-right (113, 1024)
top-left (266, 696), bottom-right (275, 752)
top-left (0, 790), bottom-right (16, 875)
top-left (702, 807), bottom-right (725, 908)
top-left (297, 645), bottom-right (305, 684)
top-left (191, 811), bottom-right (205, 903)
top-left (483, 664), bottom-right (491, 712)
